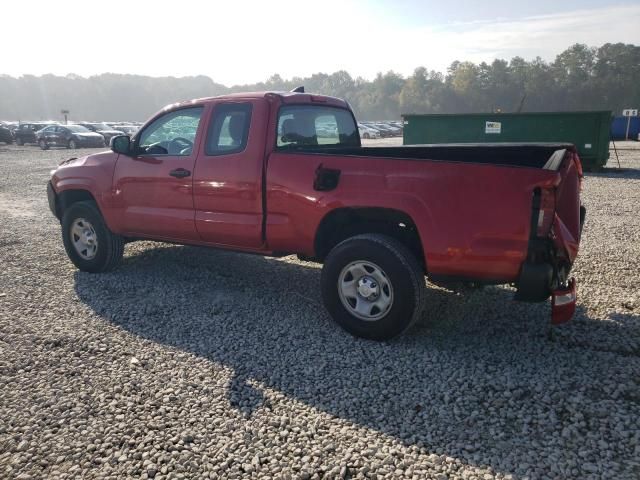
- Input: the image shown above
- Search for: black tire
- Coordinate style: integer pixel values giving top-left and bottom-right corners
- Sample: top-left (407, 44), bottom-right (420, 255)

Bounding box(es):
top-left (61, 201), bottom-right (124, 273)
top-left (363, 132), bottom-right (370, 139)
top-left (68, 139), bottom-right (77, 149)
top-left (16, 137), bottom-right (23, 146)
top-left (321, 233), bottom-right (426, 341)
top-left (39, 139), bottom-right (49, 150)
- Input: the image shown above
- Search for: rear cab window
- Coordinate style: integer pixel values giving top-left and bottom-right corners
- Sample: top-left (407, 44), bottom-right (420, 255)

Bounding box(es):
top-left (277, 105), bottom-right (359, 149)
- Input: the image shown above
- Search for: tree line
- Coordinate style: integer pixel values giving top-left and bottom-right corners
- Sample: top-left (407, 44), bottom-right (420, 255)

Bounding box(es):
top-left (0, 43), bottom-right (638, 122)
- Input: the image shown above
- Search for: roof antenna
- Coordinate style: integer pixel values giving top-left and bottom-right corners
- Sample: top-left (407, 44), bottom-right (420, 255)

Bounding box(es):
top-left (290, 86), bottom-right (305, 93)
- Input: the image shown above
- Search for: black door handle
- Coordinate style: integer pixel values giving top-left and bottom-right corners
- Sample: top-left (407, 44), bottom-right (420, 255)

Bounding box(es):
top-left (169, 168), bottom-right (191, 178)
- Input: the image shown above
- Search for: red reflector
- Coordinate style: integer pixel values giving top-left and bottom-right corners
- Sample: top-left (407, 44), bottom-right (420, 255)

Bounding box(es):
top-left (551, 278), bottom-right (576, 325)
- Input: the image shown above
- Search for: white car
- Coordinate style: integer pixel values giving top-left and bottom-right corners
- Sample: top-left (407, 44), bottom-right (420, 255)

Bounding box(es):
top-left (358, 124), bottom-right (380, 139)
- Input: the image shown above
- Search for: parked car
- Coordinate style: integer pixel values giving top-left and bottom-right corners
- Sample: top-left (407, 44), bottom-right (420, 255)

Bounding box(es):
top-left (115, 125), bottom-right (139, 136)
top-left (14, 123), bottom-right (56, 145)
top-left (374, 123), bottom-right (401, 137)
top-left (366, 124), bottom-right (393, 138)
top-left (0, 124), bottom-right (13, 144)
top-left (37, 124), bottom-right (105, 149)
top-left (78, 122), bottom-right (125, 146)
top-left (317, 122), bottom-right (338, 138)
top-left (358, 124), bottom-right (380, 139)
top-left (385, 121), bottom-right (404, 134)
top-left (4, 122), bottom-right (19, 134)
top-left (48, 90), bottom-right (585, 340)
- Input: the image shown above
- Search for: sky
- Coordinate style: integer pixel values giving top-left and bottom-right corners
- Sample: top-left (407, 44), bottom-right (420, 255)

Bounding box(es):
top-left (3, 0), bottom-right (640, 85)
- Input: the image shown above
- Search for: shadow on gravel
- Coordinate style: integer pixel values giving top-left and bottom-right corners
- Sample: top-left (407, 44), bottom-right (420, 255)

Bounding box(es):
top-left (73, 244), bottom-right (639, 477)
top-left (585, 167), bottom-right (640, 179)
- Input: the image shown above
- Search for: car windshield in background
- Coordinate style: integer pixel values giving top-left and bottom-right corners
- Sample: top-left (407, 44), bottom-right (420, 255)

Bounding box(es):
top-left (66, 125), bottom-right (91, 133)
top-left (277, 106), bottom-right (359, 149)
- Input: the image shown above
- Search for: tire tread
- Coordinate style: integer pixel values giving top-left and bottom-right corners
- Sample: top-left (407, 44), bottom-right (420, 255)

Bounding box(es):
top-left (322, 233), bottom-right (427, 340)
top-left (62, 200), bottom-right (124, 272)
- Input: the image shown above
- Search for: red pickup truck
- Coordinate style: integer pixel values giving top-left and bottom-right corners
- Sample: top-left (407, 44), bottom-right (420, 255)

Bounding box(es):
top-left (47, 89), bottom-right (585, 340)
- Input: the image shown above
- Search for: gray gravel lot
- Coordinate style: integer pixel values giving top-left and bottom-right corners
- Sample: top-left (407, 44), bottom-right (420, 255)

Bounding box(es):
top-left (0, 142), bottom-right (639, 479)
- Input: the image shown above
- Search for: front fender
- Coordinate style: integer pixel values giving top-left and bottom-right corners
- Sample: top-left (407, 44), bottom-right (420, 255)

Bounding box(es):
top-left (50, 151), bottom-right (119, 230)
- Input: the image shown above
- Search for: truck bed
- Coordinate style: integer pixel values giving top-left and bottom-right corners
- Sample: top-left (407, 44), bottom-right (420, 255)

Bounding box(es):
top-left (267, 141), bottom-right (582, 283)
top-left (281, 143), bottom-right (575, 170)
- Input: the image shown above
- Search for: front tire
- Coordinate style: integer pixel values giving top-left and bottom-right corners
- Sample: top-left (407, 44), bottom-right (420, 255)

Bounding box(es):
top-left (39, 139), bottom-right (49, 150)
top-left (321, 234), bottom-right (426, 341)
top-left (16, 137), bottom-right (23, 146)
top-left (68, 139), bottom-right (77, 149)
top-left (61, 201), bottom-right (124, 273)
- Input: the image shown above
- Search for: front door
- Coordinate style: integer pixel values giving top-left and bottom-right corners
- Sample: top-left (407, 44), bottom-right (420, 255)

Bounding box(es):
top-left (112, 106), bottom-right (204, 241)
top-left (46, 126), bottom-right (60, 145)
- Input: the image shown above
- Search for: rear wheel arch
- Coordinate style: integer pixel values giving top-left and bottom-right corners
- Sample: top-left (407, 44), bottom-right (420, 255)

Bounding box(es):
top-left (314, 207), bottom-right (427, 273)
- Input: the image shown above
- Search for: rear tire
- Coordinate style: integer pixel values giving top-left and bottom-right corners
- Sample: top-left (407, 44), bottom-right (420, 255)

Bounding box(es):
top-left (68, 139), bottom-right (77, 149)
top-left (16, 137), bottom-right (23, 146)
top-left (39, 139), bottom-right (49, 150)
top-left (61, 201), bottom-right (124, 273)
top-left (321, 234), bottom-right (426, 341)
top-left (363, 133), bottom-right (370, 139)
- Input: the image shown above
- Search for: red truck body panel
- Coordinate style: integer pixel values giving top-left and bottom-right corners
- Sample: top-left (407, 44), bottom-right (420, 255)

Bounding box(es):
top-left (50, 91), bottom-right (583, 289)
top-left (266, 151), bottom-right (561, 281)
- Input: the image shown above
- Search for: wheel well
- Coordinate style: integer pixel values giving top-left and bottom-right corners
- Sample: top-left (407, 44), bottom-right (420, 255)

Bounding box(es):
top-left (56, 189), bottom-right (98, 219)
top-left (314, 208), bottom-right (426, 271)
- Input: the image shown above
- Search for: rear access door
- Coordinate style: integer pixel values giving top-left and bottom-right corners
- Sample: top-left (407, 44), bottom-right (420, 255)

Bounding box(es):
top-left (191, 98), bottom-right (269, 249)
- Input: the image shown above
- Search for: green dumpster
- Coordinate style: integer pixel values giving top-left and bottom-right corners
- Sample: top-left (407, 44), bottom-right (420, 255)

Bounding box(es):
top-left (402, 111), bottom-right (612, 170)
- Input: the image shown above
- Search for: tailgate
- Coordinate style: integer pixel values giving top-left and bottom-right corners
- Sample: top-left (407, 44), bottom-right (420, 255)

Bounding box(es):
top-left (551, 150), bottom-right (584, 263)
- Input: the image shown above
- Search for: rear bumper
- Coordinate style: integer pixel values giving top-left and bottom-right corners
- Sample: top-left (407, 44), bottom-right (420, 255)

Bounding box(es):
top-left (515, 203), bottom-right (584, 325)
top-left (551, 278), bottom-right (577, 325)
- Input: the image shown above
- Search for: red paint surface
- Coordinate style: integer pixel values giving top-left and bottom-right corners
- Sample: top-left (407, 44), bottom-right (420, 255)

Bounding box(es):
top-left (51, 91), bottom-right (583, 286)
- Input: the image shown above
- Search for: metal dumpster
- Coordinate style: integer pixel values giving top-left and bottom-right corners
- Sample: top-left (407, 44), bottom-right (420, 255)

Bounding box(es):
top-left (402, 111), bottom-right (612, 170)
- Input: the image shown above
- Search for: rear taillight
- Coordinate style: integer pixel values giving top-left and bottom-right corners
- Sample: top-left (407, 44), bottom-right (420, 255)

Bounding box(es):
top-left (574, 152), bottom-right (584, 192)
top-left (537, 188), bottom-right (556, 236)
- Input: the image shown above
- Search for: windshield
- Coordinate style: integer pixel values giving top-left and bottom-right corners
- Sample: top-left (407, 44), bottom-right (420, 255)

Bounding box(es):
top-left (66, 125), bottom-right (91, 133)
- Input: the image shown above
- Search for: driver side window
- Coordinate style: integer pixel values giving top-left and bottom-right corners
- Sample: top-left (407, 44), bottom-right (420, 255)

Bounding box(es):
top-left (138, 107), bottom-right (203, 156)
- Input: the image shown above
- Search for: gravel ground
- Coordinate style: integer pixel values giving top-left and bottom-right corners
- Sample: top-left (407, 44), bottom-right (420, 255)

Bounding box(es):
top-left (0, 142), bottom-right (639, 479)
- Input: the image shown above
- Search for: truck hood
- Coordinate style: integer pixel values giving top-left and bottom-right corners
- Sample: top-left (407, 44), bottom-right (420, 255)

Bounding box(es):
top-left (56, 150), bottom-right (115, 169)
top-left (51, 150), bottom-right (118, 193)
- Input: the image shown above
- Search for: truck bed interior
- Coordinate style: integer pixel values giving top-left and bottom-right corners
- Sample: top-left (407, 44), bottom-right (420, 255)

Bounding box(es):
top-left (290, 143), bottom-right (574, 170)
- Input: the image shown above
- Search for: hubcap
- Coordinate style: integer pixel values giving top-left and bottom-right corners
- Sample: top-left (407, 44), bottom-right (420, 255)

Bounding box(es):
top-left (338, 261), bottom-right (393, 321)
top-left (70, 218), bottom-right (98, 260)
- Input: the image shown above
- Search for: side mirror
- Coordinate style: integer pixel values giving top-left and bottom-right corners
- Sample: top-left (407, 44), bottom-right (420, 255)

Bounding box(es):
top-left (111, 135), bottom-right (131, 155)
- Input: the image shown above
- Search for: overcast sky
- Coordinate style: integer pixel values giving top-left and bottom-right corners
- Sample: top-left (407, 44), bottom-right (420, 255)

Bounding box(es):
top-left (3, 0), bottom-right (639, 85)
